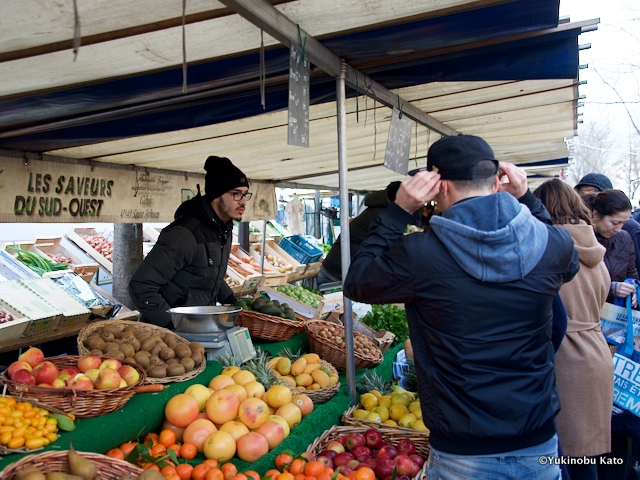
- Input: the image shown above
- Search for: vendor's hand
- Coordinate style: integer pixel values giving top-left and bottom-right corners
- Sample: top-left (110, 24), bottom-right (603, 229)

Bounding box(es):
top-left (497, 162), bottom-right (528, 199)
top-left (396, 171), bottom-right (441, 214)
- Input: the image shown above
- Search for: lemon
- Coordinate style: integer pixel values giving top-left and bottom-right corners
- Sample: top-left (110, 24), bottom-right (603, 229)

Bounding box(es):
top-left (389, 404), bottom-right (409, 422)
top-left (360, 393), bottom-right (379, 411)
top-left (399, 412), bottom-right (417, 428)
top-left (413, 409), bottom-right (422, 420)
top-left (409, 401), bottom-right (421, 413)
top-left (390, 392), bottom-right (410, 407)
top-left (352, 409), bottom-right (369, 419)
top-left (374, 405), bottom-right (390, 422)
top-left (366, 412), bottom-right (382, 422)
top-left (370, 390), bottom-right (383, 399)
top-left (411, 418), bottom-right (430, 432)
top-left (378, 396), bottom-right (391, 408)
top-left (384, 419), bottom-right (398, 426)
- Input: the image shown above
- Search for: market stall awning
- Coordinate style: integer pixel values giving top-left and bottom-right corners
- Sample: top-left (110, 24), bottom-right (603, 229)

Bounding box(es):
top-left (0, 0), bottom-right (596, 190)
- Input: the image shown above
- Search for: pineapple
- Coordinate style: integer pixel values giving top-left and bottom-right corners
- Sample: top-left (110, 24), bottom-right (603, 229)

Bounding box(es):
top-left (244, 347), bottom-right (288, 389)
top-left (216, 351), bottom-right (244, 376)
top-left (356, 370), bottom-right (392, 395)
top-left (277, 347), bottom-right (301, 362)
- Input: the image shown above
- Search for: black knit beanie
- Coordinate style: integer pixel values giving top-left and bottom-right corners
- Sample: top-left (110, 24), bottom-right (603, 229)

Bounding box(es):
top-left (204, 156), bottom-right (250, 202)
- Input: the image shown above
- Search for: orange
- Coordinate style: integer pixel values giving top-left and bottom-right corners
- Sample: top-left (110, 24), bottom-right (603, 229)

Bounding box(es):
top-left (277, 473), bottom-right (294, 480)
top-left (206, 468), bottom-right (224, 480)
top-left (180, 443), bottom-right (198, 460)
top-left (161, 465), bottom-right (178, 477)
top-left (176, 463), bottom-right (194, 480)
top-left (120, 441), bottom-right (138, 455)
top-left (193, 464), bottom-right (211, 480)
top-left (354, 467), bottom-right (375, 480)
top-left (220, 462), bottom-right (238, 479)
top-left (303, 461), bottom-right (325, 478)
top-left (167, 475), bottom-right (182, 480)
top-left (289, 459), bottom-right (308, 476)
top-left (231, 474), bottom-right (248, 480)
top-left (304, 476), bottom-right (317, 480)
top-left (264, 469), bottom-right (281, 480)
top-left (275, 453), bottom-right (294, 469)
top-left (150, 443), bottom-right (167, 456)
top-left (142, 463), bottom-right (161, 471)
top-left (295, 474), bottom-right (306, 480)
top-left (202, 460), bottom-right (219, 469)
top-left (159, 428), bottom-right (178, 448)
top-left (168, 443), bottom-right (182, 456)
top-left (245, 471), bottom-right (260, 480)
top-left (316, 473), bottom-right (331, 480)
top-left (105, 448), bottom-right (125, 460)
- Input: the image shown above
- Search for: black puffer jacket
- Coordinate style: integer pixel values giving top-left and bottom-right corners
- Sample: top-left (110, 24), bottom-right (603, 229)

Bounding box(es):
top-left (322, 190), bottom-right (392, 280)
top-left (596, 229), bottom-right (639, 303)
top-left (129, 194), bottom-right (235, 327)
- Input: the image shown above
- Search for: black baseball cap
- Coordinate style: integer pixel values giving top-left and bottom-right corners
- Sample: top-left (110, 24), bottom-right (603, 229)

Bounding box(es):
top-left (423, 135), bottom-right (498, 180)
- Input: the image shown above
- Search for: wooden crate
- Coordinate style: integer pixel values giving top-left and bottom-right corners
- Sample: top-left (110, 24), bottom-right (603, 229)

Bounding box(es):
top-left (0, 303), bottom-right (31, 341)
top-left (66, 228), bottom-right (113, 274)
top-left (229, 244), bottom-right (286, 286)
top-left (250, 240), bottom-right (306, 282)
top-left (32, 236), bottom-right (99, 282)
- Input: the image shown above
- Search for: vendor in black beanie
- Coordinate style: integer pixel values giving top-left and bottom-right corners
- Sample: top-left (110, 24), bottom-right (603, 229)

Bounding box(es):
top-left (129, 156), bottom-right (250, 328)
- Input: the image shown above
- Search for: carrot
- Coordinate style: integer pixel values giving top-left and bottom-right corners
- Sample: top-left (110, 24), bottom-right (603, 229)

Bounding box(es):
top-left (134, 384), bottom-right (166, 393)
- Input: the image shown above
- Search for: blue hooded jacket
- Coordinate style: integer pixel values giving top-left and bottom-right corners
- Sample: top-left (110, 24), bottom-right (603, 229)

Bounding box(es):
top-left (344, 190), bottom-right (579, 456)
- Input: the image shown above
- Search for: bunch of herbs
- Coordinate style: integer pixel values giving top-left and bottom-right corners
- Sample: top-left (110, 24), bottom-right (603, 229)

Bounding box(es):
top-left (360, 304), bottom-right (409, 345)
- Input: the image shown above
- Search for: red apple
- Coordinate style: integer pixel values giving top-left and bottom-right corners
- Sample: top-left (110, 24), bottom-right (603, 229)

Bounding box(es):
top-left (409, 455), bottom-right (425, 469)
top-left (346, 433), bottom-right (366, 451)
top-left (32, 361), bottom-right (59, 385)
top-left (393, 455), bottom-right (416, 476)
top-left (319, 450), bottom-right (337, 460)
top-left (370, 450), bottom-right (379, 460)
top-left (333, 452), bottom-right (355, 467)
top-left (95, 368), bottom-right (122, 390)
top-left (378, 445), bottom-right (399, 460)
top-left (6, 361), bottom-right (32, 378)
top-left (18, 347), bottom-right (44, 368)
top-left (356, 455), bottom-right (371, 463)
top-left (351, 446), bottom-right (371, 459)
top-left (300, 452), bottom-right (316, 461)
top-left (67, 373), bottom-right (94, 390)
top-left (118, 365), bottom-right (140, 386)
top-left (317, 456), bottom-right (334, 469)
top-left (374, 459), bottom-right (396, 480)
top-left (364, 428), bottom-right (383, 449)
top-left (364, 459), bottom-right (378, 468)
top-left (326, 440), bottom-right (346, 454)
top-left (99, 359), bottom-right (122, 371)
top-left (397, 475), bottom-right (411, 480)
top-left (77, 355), bottom-right (102, 373)
top-left (11, 369), bottom-right (36, 385)
top-left (59, 367), bottom-right (80, 377)
top-left (396, 439), bottom-right (416, 456)
top-left (338, 466), bottom-right (353, 476)
top-left (337, 435), bottom-right (348, 446)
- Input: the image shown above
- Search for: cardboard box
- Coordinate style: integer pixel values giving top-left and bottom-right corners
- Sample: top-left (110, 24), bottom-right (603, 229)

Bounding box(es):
top-left (259, 285), bottom-right (342, 319)
top-left (66, 228), bottom-right (113, 274)
top-left (20, 278), bottom-right (91, 329)
top-left (0, 281), bottom-right (62, 336)
top-left (32, 237), bottom-right (99, 282)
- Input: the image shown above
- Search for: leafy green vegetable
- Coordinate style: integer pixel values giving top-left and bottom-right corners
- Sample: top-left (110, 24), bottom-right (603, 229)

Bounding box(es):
top-left (360, 304), bottom-right (409, 345)
top-left (6, 245), bottom-right (69, 276)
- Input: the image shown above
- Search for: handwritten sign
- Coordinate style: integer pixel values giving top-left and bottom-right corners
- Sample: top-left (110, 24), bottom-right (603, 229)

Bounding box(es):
top-left (288, 43), bottom-right (310, 148)
top-left (384, 107), bottom-right (413, 175)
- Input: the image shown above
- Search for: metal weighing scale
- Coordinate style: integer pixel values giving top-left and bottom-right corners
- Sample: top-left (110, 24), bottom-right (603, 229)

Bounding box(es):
top-left (168, 306), bottom-right (256, 363)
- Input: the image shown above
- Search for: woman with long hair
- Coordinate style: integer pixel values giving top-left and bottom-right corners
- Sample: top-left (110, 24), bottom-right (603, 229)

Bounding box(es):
top-left (534, 179), bottom-right (613, 479)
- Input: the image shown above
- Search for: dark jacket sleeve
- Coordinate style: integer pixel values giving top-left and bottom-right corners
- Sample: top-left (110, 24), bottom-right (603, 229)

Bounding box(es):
top-left (519, 190), bottom-right (552, 225)
top-left (129, 227), bottom-right (197, 327)
top-left (343, 203), bottom-right (417, 304)
top-left (217, 281), bottom-right (236, 305)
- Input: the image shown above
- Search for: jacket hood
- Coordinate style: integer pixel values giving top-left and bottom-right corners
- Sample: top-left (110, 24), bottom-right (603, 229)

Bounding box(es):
top-left (174, 194), bottom-right (231, 233)
top-left (430, 192), bottom-right (549, 282)
top-left (559, 222), bottom-right (605, 268)
top-left (364, 190), bottom-right (390, 208)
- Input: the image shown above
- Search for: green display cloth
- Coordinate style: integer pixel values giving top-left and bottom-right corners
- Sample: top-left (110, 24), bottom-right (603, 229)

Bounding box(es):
top-left (0, 335), bottom-right (402, 474)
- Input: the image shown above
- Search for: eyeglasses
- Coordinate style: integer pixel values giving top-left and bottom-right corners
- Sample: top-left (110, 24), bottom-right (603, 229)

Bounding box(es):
top-left (230, 191), bottom-right (252, 201)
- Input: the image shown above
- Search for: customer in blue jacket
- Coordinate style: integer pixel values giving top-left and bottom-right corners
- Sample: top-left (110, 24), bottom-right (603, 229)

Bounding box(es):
top-left (343, 135), bottom-right (580, 479)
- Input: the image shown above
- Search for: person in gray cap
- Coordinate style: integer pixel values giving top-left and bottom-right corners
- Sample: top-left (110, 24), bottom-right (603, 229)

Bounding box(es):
top-left (344, 134), bottom-right (579, 479)
top-left (129, 156), bottom-right (250, 327)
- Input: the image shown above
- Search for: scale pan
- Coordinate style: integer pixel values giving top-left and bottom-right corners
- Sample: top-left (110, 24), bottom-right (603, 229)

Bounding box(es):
top-left (169, 305), bottom-right (241, 333)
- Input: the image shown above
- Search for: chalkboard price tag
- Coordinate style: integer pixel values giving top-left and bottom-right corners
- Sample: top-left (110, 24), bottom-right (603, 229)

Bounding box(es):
top-left (288, 43), bottom-right (310, 148)
top-left (384, 107), bottom-right (413, 175)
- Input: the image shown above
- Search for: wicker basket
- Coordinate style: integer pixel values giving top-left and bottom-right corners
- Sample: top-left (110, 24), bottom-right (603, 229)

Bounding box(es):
top-left (0, 355), bottom-right (146, 418)
top-left (77, 319), bottom-right (206, 384)
top-left (0, 449), bottom-right (144, 480)
top-left (236, 310), bottom-right (305, 341)
top-left (307, 425), bottom-right (429, 477)
top-left (305, 320), bottom-right (383, 371)
top-left (342, 404), bottom-right (431, 439)
top-left (298, 359), bottom-right (340, 404)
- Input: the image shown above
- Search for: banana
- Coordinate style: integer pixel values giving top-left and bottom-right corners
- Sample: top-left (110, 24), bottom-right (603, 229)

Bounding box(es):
top-left (48, 413), bottom-right (77, 432)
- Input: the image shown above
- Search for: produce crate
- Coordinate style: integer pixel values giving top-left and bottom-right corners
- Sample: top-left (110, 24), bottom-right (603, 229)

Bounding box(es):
top-left (230, 244), bottom-right (286, 286)
top-left (0, 281), bottom-right (62, 337)
top-left (304, 260), bottom-right (323, 278)
top-left (0, 248), bottom-right (41, 280)
top-left (66, 228), bottom-right (113, 274)
top-left (259, 285), bottom-right (341, 319)
top-left (32, 236), bottom-right (99, 282)
top-left (20, 278), bottom-right (91, 329)
top-left (250, 240), bottom-right (306, 282)
top-left (0, 303), bottom-right (31, 341)
top-left (226, 265), bottom-right (261, 294)
top-left (279, 235), bottom-right (323, 264)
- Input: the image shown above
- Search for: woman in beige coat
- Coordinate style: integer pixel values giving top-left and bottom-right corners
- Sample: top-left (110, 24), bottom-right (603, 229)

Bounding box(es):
top-left (534, 179), bottom-right (613, 478)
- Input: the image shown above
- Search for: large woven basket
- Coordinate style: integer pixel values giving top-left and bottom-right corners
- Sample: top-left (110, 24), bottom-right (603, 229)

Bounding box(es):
top-left (236, 310), bottom-right (305, 341)
top-left (305, 320), bottom-right (383, 371)
top-left (298, 359), bottom-right (340, 404)
top-left (307, 425), bottom-right (429, 478)
top-left (342, 404), bottom-right (431, 439)
top-left (0, 449), bottom-right (143, 480)
top-left (0, 355), bottom-right (146, 418)
top-left (77, 319), bottom-right (206, 384)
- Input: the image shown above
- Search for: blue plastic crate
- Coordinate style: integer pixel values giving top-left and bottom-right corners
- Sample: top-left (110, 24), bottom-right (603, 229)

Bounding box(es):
top-left (279, 235), bottom-right (323, 264)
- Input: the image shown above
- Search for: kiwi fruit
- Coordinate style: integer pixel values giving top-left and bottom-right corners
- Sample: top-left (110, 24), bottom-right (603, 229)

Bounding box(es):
top-left (131, 338), bottom-right (141, 352)
top-left (104, 349), bottom-right (125, 361)
top-left (174, 343), bottom-right (191, 359)
top-left (90, 349), bottom-right (104, 356)
top-left (166, 364), bottom-right (186, 377)
top-left (191, 350), bottom-right (203, 365)
top-left (165, 335), bottom-right (180, 349)
top-left (150, 343), bottom-right (162, 357)
top-left (112, 338), bottom-right (122, 345)
top-left (83, 336), bottom-right (105, 351)
top-left (147, 366), bottom-right (167, 378)
top-left (104, 342), bottom-right (119, 352)
top-left (148, 355), bottom-right (162, 366)
top-left (180, 357), bottom-right (195, 372)
top-left (189, 342), bottom-right (206, 354)
top-left (119, 343), bottom-right (135, 358)
top-left (150, 333), bottom-right (163, 343)
top-left (135, 330), bottom-right (149, 340)
top-left (134, 352), bottom-right (150, 369)
top-left (103, 324), bottom-right (122, 336)
top-left (123, 357), bottom-right (136, 365)
top-left (140, 337), bottom-right (156, 352)
top-left (100, 331), bottom-right (115, 342)
top-left (165, 358), bottom-right (179, 366)
top-left (159, 348), bottom-right (175, 361)
top-left (122, 326), bottom-right (138, 335)
top-left (136, 349), bottom-right (151, 357)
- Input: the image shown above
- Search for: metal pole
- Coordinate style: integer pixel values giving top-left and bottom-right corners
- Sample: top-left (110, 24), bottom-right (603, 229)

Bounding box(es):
top-left (260, 220), bottom-right (267, 274)
top-left (337, 62), bottom-right (357, 405)
top-left (315, 189), bottom-right (321, 239)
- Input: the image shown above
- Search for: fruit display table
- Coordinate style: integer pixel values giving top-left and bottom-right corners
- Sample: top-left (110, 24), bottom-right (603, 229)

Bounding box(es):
top-left (0, 334), bottom-right (402, 473)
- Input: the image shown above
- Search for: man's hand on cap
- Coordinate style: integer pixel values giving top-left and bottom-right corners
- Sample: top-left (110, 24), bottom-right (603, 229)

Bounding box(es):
top-left (396, 171), bottom-right (441, 214)
top-left (497, 162), bottom-right (528, 199)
